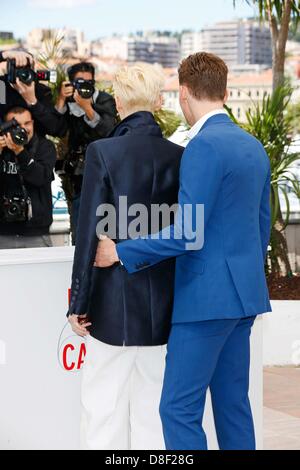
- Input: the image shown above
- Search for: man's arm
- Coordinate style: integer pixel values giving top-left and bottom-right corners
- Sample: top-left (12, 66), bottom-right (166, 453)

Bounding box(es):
top-left (68, 141), bottom-right (110, 316)
top-left (16, 138), bottom-right (56, 187)
top-left (116, 137), bottom-right (223, 274)
top-left (29, 83), bottom-right (69, 138)
top-left (0, 50), bottom-right (34, 66)
top-left (84, 93), bottom-right (117, 138)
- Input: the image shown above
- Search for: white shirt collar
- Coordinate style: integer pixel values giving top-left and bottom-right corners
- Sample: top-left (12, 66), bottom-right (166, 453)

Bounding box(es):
top-left (187, 109), bottom-right (227, 141)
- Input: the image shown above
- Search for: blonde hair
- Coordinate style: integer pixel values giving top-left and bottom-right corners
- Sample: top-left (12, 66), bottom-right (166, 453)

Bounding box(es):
top-left (113, 62), bottom-right (165, 114)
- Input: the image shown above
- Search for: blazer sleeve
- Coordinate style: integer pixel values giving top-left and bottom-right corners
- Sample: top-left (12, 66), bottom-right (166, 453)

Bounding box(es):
top-left (68, 141), bottom-right (110, 315)
top-left (117, 137), bottom-right (223, 274)
top-left (259, 165), bottom-right (271, 261)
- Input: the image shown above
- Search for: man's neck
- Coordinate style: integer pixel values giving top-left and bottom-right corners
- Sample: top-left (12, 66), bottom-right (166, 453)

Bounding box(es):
top-left (189, 102), bottom-right (225, 127)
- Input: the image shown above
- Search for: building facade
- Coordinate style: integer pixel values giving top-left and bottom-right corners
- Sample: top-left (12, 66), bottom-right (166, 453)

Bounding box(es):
top-left (181, 20), bottom-right (272, 68)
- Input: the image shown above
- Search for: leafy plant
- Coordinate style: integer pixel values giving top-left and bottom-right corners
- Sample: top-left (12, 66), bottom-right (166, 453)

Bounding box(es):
top-left (37, 33), bottom-right (68, 104)
top-left (226, 84), bottom-right (300, 274)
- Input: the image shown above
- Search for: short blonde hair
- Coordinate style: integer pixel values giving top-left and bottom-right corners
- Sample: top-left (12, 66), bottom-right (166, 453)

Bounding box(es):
top-left (113, 62), bottom-right (165, 113)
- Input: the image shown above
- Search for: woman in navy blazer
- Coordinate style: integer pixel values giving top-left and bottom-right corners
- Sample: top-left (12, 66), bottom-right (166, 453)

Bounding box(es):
top-left (68, 63), bottom-right (183, 450)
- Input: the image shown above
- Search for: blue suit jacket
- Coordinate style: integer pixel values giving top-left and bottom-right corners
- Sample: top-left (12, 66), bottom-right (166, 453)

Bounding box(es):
top-left (117, 114), bottom-right (272, 322)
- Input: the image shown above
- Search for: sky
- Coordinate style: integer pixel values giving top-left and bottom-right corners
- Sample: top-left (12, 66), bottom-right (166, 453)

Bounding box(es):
top-left (0, 0), bottom-right (257, 41)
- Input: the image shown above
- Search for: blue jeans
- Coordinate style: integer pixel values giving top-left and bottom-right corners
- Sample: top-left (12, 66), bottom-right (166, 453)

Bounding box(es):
top-left (159, 316), bottom-right (257, 450)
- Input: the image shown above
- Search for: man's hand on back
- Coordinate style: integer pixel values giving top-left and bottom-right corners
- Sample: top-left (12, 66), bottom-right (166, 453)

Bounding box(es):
top-left (94, 235), bottom-right (119, 268)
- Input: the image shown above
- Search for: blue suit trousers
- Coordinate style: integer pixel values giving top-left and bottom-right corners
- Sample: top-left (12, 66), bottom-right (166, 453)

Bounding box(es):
top-left (159, 316), bottom-right (257, 450)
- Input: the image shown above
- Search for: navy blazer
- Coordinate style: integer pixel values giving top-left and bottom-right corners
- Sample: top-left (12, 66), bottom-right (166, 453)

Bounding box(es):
top-left (68, 111), bottom-right (184, 346)
top-left (117, 114), bottom-right (272, 321)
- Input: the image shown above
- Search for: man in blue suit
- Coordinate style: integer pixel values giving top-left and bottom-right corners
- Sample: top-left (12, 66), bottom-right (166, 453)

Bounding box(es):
top-left (95, 52), bottom-right (272, 450)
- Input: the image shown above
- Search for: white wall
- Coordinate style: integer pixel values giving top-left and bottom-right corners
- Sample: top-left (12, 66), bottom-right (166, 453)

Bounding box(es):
top-left (0, 247), bottom-right (263, 450)
top-left (264, 301), bottom-right (300, 366)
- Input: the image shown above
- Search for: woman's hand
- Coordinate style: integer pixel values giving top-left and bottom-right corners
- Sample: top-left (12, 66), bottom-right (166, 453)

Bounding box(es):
top-left (68, 314), bottom-right (92, 337)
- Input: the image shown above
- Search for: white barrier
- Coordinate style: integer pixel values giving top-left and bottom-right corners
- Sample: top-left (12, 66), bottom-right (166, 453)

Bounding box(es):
top-left (264, 301), bottom-right (300, 366)
top-left (0, 247), bottom-right (263, 450)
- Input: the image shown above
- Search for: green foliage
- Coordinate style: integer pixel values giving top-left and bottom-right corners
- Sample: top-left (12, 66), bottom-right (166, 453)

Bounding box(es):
top-left (0, 39), bottom-right (18, 45)
top-left (154, 109), bottom-right (183, 138)
top-left (287, 99), bottom-right (300, 134)
top-left (226, 85), bottom-right (300, 274)
top-left (37, 33), bottom-right (68, 104)
top-left (235, 0), bottom-right (300, 24)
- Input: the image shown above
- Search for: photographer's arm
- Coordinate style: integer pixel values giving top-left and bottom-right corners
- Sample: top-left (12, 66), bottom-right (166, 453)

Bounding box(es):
top-left (86, 94), bottom-right (117, 138)
top-left (27, 83), bottom-right (69, 138)
top-left (0, 50), bottom-right (34, 67)
top-left (16, 138), bottom-right (56, 187)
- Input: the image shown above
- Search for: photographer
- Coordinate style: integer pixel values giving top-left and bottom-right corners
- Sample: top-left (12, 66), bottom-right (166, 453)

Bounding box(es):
top-left (0, 49), bottom-right (57, 137)
top-left (0, 106), bottom-right (56, 249)
top-left (33, 61), bottom-right (117, 244)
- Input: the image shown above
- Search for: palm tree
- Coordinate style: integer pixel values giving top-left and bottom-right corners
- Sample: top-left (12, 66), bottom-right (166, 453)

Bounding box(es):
top-left (226, 85), bottom-right (300, 274)
top-left (235, 0), bottom-right (300, 276)
top-left (236, 1), bottom-right (300, 90)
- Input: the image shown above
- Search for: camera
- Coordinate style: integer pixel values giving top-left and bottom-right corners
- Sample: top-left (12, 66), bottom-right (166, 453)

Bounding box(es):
top-left (7, 59), bottom-right (57, 86)
top-left (0, 194), bottom-right (32, 223)
top-left (0, 118), bottom-right (28, 146)
top-left (55, 145), bottom-right (87, 178)
top-left (66, 79), bottom-right (95, 100)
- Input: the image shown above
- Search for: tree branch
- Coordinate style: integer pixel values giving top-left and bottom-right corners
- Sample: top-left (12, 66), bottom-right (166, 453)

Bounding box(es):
top-left (266, 0), bottom-right (279, 42)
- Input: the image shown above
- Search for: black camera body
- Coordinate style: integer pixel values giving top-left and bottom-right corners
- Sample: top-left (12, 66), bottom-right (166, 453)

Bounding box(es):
top-left (7, 59), bottom-right (57, 86)
top-left (0, 194), bottom-right (31, 223)
top-left (67, 79), bottom-right (95, 101)
top-left (0, 118), bottom-right (28, 146)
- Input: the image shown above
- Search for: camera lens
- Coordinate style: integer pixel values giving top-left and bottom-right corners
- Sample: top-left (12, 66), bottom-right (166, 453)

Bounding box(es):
top-left (76, 80), bottom-right (95, 99)
top-left (8, 203), bottom-right (20, 216)
top-left (16, 68), bottom-right (35, 85)
top-left (11, 127), bottom-right (28, 146)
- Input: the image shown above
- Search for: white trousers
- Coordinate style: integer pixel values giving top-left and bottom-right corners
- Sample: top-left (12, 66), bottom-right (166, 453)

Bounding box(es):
top-left (80, 334), bottom-right (167, 450)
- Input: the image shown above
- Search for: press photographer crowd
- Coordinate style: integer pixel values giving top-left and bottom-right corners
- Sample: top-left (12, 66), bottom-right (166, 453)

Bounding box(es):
top-left (0, 49), bottom-right (117, 249)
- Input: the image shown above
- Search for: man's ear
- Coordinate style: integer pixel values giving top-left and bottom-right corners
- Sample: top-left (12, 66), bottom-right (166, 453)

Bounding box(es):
top-left (224, 89), bottom-right (229, 104)
top-left (179, 85), bottom-right (188, 102)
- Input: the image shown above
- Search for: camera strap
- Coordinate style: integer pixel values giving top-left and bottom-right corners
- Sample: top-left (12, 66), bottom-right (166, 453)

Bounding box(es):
top-left (14, 155), bottom-right (33, 220)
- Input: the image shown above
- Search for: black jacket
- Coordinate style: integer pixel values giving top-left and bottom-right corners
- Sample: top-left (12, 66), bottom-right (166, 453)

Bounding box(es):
top-left (0, 134), bottom-right (56, 235)
top-left (68, 111), bottom-right (184, 346)
top-left (0, 76), bottom-right (55, 137)
top-left (31, 90), bottom-right (117, 196)
top-left (30, 90), bottom-right (117, 147)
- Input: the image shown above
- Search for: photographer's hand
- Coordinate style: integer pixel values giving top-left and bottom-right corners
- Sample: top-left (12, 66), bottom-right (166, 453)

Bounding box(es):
top-left (4, 133), bottom-right (24, 156)
top-left (12, 78), bottom-right (37, 106)
top-left (0, 135), bottom-right (7, 154)
top-left (2, 50), bottom-right (34, 67)
top-left (74, 90), bottom-right (95, 121)
top-left (56, 81), bottom-right (74, 111)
